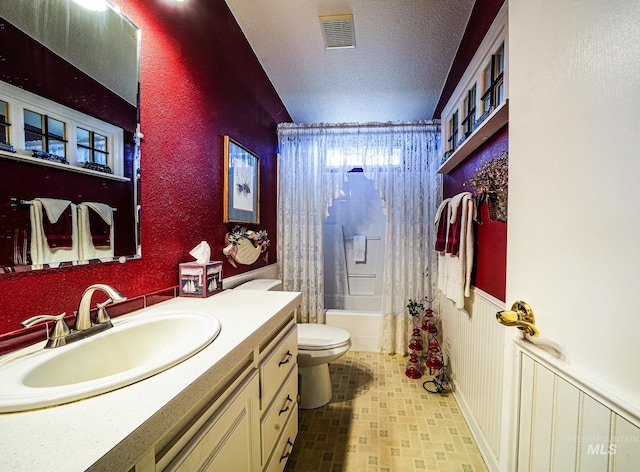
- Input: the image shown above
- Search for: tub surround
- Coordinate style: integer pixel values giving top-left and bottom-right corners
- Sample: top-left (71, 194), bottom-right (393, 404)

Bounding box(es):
top-left (0, 289), bottom-right (301, 471)
top-left (325, 310), bottom-right (380, 352)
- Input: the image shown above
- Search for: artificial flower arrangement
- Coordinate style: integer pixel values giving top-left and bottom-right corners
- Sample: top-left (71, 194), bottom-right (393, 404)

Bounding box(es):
top-left (468, 151), bottom-right (508, 221)
top-left (223, 225), bottom-right (270, 267)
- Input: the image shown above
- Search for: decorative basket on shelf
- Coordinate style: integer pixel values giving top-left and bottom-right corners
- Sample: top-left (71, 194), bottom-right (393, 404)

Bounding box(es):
top-left (487, 189), bottom-right (508, 222)
top-left (468, 151), bottom-right (508, 222)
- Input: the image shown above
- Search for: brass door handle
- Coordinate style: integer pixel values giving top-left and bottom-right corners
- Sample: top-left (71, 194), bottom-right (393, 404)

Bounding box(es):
top-left (496, 301), bottom-right (539, 337)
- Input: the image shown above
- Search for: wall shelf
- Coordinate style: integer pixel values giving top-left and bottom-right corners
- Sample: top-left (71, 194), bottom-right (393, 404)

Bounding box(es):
top-left (0, 150), bottom-right (130, 182)
top-left (437, 100), bottom-right (508, 174)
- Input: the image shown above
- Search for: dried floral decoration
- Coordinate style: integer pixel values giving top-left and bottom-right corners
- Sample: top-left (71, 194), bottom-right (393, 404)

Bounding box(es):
top-left (468, 151), bottom-right (508, 222)
top-left (468, 151), bottom-right (508, 196)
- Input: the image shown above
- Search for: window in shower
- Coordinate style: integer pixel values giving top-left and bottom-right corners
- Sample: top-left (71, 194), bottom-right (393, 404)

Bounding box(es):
top-left (325, 140), bottom-right (402, 168)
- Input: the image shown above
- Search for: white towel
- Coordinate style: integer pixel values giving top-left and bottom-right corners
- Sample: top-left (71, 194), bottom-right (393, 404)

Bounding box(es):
top-left (353, 235), bottom-right (367, 263)
top-left (448, 191), bottom-right (471, 225)
top-left (78, 202), bottom-right (115, 262)
top-left (29, 198), bottom-right (79, 267)
top-left (434, 198), bottom-right (451, 227)
top-left (38, 198), bottom-right (74, 225)
top-left (84, 201), bottom-right (113, 226)
top-left (437, 193), bottom-right (475, 309)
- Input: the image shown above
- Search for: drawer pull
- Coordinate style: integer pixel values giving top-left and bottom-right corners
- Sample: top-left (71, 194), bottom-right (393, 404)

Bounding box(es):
top-left (279, 438), bottom-right (294, 463)
top-left (278, 350), bottom-right (293, 366)
top-left (279, 395), bottom-right (294, 416)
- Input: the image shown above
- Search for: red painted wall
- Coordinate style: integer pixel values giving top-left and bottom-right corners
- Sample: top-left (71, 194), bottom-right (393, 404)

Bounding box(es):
top-left (443, 127), bottom-right (508, 301)
top-left (0, 0), bottom-right (291, 334)
top-left (436, 0), bottom-right (507, 301)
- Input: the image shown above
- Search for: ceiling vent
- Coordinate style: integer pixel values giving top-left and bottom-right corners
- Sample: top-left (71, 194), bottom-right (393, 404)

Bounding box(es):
top-left (320, 14), bottom-right (355, 49)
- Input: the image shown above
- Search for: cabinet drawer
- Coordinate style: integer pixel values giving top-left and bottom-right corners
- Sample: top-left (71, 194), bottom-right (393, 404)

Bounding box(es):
top-left (261, 367), bottom-right (297, 464)
top-left (260, 325), bottom-right (297, 409)
top-left (264, 402), bottom-right (298, 472)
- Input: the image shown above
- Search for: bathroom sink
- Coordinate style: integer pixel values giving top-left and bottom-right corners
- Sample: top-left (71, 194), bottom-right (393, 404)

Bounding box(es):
top-left (0, 311), bottom-right (221, 412)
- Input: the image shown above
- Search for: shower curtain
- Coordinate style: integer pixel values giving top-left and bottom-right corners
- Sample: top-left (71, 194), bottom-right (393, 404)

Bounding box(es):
top-left (277, 121), bottom-right (440, 353)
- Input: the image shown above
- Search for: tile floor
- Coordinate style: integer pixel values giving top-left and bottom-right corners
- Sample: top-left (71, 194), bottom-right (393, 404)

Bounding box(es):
top-left (284, 351), bottom-right (488, 472)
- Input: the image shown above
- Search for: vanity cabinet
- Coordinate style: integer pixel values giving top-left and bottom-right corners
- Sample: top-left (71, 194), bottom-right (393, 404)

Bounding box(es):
top-left (259, 324), bottom-right (298, 472)
top-left (0, 290), bottom-right (303, 472)
top-left (152, 317), bottom-right (298, 472)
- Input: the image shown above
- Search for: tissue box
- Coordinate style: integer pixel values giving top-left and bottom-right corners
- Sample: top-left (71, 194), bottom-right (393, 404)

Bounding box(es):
top-left (179, 261), bottom-right (223, 297)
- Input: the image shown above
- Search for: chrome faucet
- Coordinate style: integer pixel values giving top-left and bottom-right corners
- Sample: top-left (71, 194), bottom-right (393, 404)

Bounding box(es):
top-left (21, 284), bottom-right (126, 348)
top-left (75, 283), bottom-right (127, 331)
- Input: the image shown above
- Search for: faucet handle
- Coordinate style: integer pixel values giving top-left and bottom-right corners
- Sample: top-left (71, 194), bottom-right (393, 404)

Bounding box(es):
top-left (95, 300), bottom-right (113, 325)
top-left (21, 313), bottom-right (71, 339)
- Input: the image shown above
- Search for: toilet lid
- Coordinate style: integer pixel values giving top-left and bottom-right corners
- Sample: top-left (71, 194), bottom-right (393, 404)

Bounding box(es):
top-left (297, 323), bottom-right (351, 350)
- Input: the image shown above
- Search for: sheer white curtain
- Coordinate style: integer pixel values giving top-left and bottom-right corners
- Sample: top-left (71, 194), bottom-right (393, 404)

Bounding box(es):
top-left (277, 125), bottom-right (328, 324)
top-left (277, 122), bottom-right (440, 353)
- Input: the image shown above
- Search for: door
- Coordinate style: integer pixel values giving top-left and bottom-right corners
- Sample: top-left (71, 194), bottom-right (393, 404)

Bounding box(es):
top-left (503, 0), bottom-right (640, 470)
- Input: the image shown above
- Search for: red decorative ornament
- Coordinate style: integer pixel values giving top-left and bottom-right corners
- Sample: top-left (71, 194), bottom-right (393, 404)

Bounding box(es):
top-left (425, 340), bottom-right (444, 370)
top-left (423, 321), bottom-right (438, 333)
top-left (405, 352), bottom-right (422, 379)
top-left (408, 328), bottom-right (424, 352)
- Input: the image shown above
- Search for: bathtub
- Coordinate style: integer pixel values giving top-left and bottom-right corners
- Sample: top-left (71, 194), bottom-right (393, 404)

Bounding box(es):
top-left (325, 309), bottom-right (381, 352)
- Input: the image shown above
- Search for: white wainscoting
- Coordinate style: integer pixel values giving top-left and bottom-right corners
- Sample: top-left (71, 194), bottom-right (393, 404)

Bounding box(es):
top-left (440, 288), bottom-right (506, 472)
top-left (515, 339), bottom-right (640, 471)
top-left (441, 286), bottom-right (640, 472)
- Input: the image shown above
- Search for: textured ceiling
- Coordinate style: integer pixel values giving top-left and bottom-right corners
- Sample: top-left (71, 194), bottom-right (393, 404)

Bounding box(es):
top-left (224, 0), bottom-right (474, 124)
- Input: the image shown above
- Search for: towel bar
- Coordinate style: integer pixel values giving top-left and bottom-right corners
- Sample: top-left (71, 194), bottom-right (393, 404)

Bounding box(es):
top-left (10, 198), bottom-right (117, 212)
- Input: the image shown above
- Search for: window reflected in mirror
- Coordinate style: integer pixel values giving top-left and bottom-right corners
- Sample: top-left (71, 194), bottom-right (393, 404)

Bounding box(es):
top-left (0, 0), bottom-right (141, 274)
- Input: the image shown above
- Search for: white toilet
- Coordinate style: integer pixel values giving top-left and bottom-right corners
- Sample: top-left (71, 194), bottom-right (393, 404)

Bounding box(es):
top-left (233, 279), bottom-right (351, 409)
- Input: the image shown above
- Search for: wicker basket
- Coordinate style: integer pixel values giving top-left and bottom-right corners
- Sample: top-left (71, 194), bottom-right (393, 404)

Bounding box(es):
top-left (487, 190), bottom-right (508, 222)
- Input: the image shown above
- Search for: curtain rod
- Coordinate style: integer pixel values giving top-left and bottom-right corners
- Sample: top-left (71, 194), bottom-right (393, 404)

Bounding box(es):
top-left (277, 119), bottom-right (440, 131)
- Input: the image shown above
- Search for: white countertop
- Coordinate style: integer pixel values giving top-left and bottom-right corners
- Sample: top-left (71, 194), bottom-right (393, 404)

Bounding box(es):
top-left (0, 289), bottom-right (301, 471)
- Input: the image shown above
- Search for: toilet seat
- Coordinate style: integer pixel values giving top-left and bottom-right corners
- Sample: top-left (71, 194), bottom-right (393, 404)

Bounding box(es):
top-left (298, 323), bottom-right (351, 351)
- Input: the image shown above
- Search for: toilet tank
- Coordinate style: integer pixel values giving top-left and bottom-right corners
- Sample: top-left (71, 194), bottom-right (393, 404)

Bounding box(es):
top-left (233, 279), bottom-right (282, 291)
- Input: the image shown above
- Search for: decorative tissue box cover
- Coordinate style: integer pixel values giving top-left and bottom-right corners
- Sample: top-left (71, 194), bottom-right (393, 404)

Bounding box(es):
top-left (179, 261), bottom-right (223, 297)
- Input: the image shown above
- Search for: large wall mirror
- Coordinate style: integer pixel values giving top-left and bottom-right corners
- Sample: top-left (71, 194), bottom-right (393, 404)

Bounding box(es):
top-left (0, 0), bottom-right (141, 275)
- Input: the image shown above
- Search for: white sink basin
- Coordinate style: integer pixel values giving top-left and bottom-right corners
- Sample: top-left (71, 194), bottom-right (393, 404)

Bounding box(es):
top-left (0, 311), bottom-right (221, 412)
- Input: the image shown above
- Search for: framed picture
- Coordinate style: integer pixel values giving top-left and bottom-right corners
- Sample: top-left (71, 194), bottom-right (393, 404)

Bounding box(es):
top-left (223, 136), bottom-right (260, 224)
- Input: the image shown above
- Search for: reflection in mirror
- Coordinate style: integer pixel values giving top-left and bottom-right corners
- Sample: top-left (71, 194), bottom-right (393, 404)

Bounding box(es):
top-left (0, 0), bottom-right (141, 274)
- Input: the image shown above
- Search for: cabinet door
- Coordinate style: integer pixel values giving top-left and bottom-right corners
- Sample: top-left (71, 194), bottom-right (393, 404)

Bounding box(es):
top-left (163, 371), bottom-right (259, 472)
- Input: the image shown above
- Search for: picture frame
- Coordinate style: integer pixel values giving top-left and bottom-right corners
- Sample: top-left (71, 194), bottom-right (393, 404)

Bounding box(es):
top-left (223, 136), bottom-right (260, 224)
